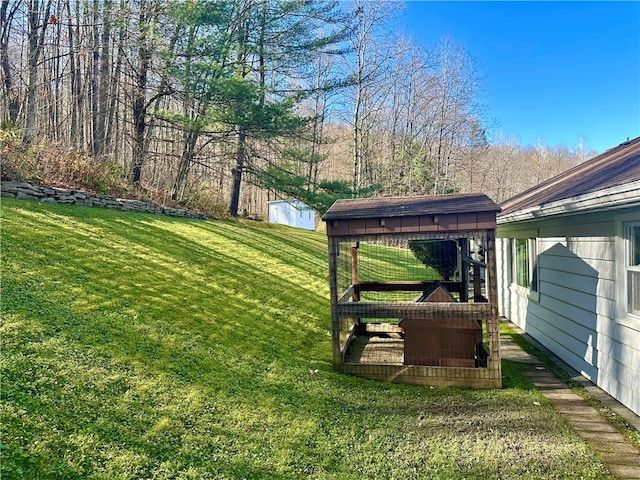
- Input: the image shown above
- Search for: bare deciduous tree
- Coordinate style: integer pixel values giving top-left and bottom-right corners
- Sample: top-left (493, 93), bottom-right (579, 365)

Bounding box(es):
top-left (23, 0), bottom-right (53, 145)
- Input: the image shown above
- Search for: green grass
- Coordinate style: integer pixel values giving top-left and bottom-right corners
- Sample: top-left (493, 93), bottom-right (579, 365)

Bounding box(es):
top-left (339, 242), bottom-right (440, 302)
top-left (357, 243), bottom-right (439, 282)
top-left (501, 323), bottom-right (640, 450)
top-left (1, 198), bottom-right (612, 479)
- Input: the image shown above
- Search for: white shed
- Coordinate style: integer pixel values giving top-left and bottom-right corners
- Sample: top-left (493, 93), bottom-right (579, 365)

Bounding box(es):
top-left (496, 137), bottom-right (640, 416)
top-left (267, 199), bottom-right (316, 230)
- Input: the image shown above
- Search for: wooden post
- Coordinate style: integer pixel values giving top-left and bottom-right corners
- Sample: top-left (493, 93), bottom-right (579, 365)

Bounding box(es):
top-left (460, 238), bottom-right (469, 302)
top-left (351, 242), bottom-right (360, 302)
top-left (486, 230), bottom-right (498, 311)
top-left (328, 237), bottom-right (342, 368)
top-left (473, 264), bottom-right (482, 301)
top-left (485, 229), bottom-right (501, 385)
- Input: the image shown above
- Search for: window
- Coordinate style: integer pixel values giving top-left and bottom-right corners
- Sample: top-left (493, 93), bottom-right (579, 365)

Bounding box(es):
top-left (514, 239), bottom-right (529, 287)
top-left (512, 238), bottom-right (538, 292)
top-left (627, 223), bottom-right (640, 316)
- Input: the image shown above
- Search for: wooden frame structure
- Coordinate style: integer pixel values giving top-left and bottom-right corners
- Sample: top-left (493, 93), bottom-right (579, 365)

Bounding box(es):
top-left (323, 194), bottom-right (502, 388)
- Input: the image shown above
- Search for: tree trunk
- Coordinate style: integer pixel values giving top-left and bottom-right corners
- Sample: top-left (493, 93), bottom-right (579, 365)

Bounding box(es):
top-left (229, 127), bottom-right (246, 217)
top-left (93, 0), bottom-right (112, 160)
top-left (90, 1), bottom-right (98, 153)
top-left (66, 0), bottom-right (84, 149)
top-left (131, 89), bottom-right (147, 185)
top-left (229, 2), bottom-right (250, 217)
top-left (106, 17), bottom-right (126, 154)
top-left (23, 0), bottom-right (52, 145)
top-left (172, 125), bottom-right (200, 202)
top-left (131, 2), bottom-right (153, 185)
top-left (1, 0), bottom-right (20, 124)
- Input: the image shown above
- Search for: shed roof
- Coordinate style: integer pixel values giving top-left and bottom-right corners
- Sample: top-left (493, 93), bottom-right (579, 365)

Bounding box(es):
top-left (322, 193), bottom-right (500, 221)
top-left (267, 199), bottom-right (311, 208)
top-left (499, 136), bottom-right (640, 217)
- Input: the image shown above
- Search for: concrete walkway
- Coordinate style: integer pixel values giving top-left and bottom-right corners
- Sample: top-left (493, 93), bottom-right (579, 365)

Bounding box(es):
top-left (500, 324), bottom-right (640, 480)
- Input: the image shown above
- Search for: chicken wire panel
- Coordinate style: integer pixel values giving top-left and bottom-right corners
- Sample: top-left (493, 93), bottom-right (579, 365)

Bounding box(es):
top-left (335, 235), bottom-right (488, 303)
top-left (336, 241), bottom-right (355, 297)
top-left (343, 318), bottom-right (491, 367)
top-left (335, 240), bottom-right (445, 302)
top-left (333, 233), bottom-right (493, 368)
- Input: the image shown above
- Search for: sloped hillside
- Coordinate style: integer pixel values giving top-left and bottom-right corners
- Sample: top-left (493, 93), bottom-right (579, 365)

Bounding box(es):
top-left (1, 199), bottom-right (610, 479)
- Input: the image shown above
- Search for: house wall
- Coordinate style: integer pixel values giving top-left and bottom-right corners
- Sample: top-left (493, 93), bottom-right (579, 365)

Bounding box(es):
top-left (497, 206), bottom-right (640, 416)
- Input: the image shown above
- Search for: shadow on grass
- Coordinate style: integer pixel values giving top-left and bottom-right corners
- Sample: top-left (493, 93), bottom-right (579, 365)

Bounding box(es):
top-left (1, 200), bottom-right (613, 479)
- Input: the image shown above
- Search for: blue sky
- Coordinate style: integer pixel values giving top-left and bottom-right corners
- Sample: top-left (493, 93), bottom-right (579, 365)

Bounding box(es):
top-left (400, 1), bottom-right (640, 153)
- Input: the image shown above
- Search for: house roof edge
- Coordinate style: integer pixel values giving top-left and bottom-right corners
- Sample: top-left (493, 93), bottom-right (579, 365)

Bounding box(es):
top-left (497, 180), bottom-right (640, 225)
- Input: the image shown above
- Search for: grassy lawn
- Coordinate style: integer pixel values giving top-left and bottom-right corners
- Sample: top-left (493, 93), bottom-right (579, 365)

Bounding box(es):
top-left (1, 198), bottom-right (612, 479)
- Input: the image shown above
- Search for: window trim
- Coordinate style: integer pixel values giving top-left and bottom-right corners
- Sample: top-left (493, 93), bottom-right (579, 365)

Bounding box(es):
top-left (510, 237), bottom-right (539, 301)
top-left (616, 213), bottom-right (640, 324)
top-left (625, 221), bottom-right (640, 317)
top-left (529, 237), bottom-right (540, 301)
top-left (513, 238), bottom-right (529, 288)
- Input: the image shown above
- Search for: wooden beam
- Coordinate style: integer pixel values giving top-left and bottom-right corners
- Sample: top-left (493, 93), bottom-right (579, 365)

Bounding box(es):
top-left (356, 281), bottom-right (464, 293)
top-left (460, 239), bottom-right (469, 302)
top-left (336, 301), bottom-right (494, 320)
top-left (328, 237), bottom-right (342, 367)
top-left (338, 285), bottom-right (356, 303)
top-left (351, 243), bottom-right (360, 301)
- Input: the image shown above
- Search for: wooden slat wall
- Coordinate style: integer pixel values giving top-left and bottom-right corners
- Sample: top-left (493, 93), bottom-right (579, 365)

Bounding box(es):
top-left (327, 213), bottom-right (496, 236)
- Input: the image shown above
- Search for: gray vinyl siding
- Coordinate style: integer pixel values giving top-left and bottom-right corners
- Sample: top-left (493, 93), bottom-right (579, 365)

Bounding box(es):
top-left (497, 207), bottom-right (640, 416)
top-left (531, 243), bottom-right (600, 381)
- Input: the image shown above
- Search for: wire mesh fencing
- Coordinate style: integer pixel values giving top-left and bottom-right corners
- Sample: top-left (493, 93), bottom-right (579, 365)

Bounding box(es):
top-left (333, 234), bottom-right (493, 367)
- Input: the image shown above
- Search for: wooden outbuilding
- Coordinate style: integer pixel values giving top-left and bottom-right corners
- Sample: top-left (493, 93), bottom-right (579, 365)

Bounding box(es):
top-left (322, 193), bottom-right (502, 388)
top-left (267, 199), bottom-right (316, 230)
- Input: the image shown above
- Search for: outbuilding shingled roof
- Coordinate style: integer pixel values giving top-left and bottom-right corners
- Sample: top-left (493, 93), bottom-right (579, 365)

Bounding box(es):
top-left (499, 136), bottom-right (640, 216)
top-left (322, 193), bottom-right (500, 221)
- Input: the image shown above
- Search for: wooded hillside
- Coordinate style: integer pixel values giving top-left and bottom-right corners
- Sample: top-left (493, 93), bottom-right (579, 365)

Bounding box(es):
top-left (1, 0), bottom-right (593, 216)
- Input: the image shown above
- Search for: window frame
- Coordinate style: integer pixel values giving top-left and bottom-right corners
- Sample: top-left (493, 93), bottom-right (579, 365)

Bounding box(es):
top-left (615, 213), bottom-right (640, 324)
top-left (625, 222), bottom-right (640, 317)
top-left (513, 238), bottom-right (529, 288)
top-left (511, 237), bottom-right (539, 298)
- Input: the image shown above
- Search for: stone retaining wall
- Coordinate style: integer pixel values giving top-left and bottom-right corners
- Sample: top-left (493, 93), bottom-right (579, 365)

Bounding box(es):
top-left (1, 181), bottom-right (207, 220)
